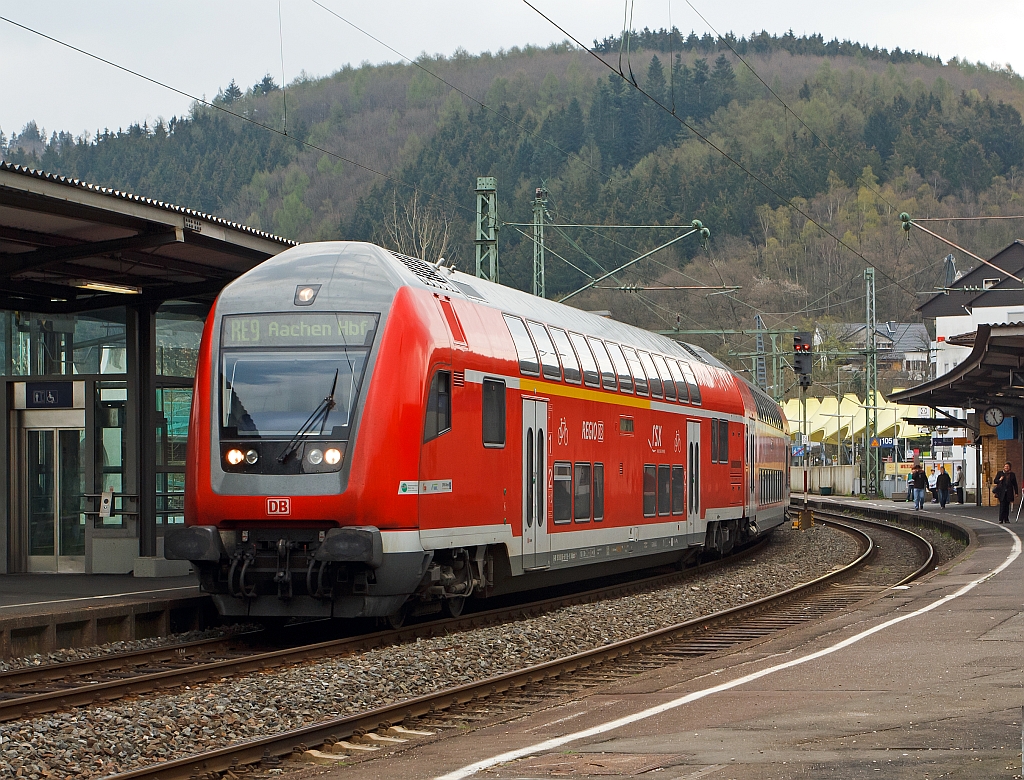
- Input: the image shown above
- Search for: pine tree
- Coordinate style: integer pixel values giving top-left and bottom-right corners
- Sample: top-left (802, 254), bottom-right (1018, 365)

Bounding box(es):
top-left (710, 55), bottom-right (736, 110)
top-left (221, 80), bottom-right (243, 104)
top-left (254, 74), bottom-right (279, 96)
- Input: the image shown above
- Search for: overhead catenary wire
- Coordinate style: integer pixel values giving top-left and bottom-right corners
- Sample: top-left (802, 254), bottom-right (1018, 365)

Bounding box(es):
top-left (504, 224), bottom-right (596, 280)
top-left (677, 1), bottom-right (1024, 295)
top-left (0, 5), bottom-right (698, 325)
top-left (901, 214), bottom-right (1023, 283)
top-left (306, 0), bottom-right (626, 200)
top-left (306, 0), bottom-right (896, 331)
top-left (912, 215), bottom-right (1024, 222)
top-left (679, 0), bottom-right (903, 216)
top-left (3, 7), bottom-right (944, 332)
top-left (519, 0), bottom-right (923, 305)
top-left (0, 13), bottom-right (478, 224)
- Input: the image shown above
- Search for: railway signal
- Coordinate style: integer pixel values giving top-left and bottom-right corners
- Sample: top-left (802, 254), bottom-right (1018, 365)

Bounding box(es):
top-left (793, 331), bottom-right (813, 387)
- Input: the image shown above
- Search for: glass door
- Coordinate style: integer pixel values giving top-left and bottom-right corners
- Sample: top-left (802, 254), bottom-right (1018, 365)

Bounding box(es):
top-left (521, 399), bottom-right (549, 570)
top-left (27, 428), bottom-right (86, 572)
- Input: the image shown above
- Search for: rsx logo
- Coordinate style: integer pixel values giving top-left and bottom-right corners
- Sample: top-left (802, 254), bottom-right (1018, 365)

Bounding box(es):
top-left (266, 497), bottom-right (291, 515)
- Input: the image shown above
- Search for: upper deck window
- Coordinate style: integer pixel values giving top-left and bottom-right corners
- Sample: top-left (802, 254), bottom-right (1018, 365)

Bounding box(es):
top-left (666, 358), bottom-right (689, 403)
top-left (503, 315), bottom-right (539, 376)
top-left (587, 337), bottom-right (618, 390)
top-left (638, 351), bottom-right (662, 399)
top-left (605, 342), bottom-right (633, 393)
top-left (678, 360), bottom-right (701, 405)
top-left (570, 332), bottom-right (601, 387)
top-left (527, 321), bottom-right (562, 381)
top-left (652, 354), bottom-right (676, 401)
top-left (621, 346), bottom-right (648, 396)
top-left (549, 327), bottom-right (581, 384)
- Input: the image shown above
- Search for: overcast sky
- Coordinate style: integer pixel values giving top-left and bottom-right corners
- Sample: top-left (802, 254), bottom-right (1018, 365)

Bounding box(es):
top-left (1, 0), bottom-right (1021, 139)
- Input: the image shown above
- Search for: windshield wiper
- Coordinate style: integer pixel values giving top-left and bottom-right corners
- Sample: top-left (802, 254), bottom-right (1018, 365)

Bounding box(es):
top-left (277, 369), bottom-right (339, 463)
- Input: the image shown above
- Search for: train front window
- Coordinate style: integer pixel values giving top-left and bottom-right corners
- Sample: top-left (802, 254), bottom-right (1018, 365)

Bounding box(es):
top-left (219, 312), bottom-right (377, 440)
top-left (221, 350), bottom-right (367, 438)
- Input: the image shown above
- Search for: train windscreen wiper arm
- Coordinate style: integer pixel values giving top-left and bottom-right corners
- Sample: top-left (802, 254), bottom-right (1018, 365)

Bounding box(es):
top-left (277, 369), bottom-right (339, 463)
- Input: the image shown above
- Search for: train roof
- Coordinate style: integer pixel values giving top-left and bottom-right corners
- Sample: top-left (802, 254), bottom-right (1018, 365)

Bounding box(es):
top-left (380, 247), bottom-right (730, 373)
top-left (380, 247), bottom-right (786, 424)
top-left (219, 241), bottom-right (785, 423)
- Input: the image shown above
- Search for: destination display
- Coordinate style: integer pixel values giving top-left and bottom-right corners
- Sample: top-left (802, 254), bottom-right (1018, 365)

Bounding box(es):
top-left (222, 313), bottom-right (378, 348)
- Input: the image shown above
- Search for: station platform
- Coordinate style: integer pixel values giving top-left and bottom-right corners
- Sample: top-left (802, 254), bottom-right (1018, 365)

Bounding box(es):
top-left (0, 573), bottom-right (211, 659)
top-left (331, 499), bottom-right (1024, 779)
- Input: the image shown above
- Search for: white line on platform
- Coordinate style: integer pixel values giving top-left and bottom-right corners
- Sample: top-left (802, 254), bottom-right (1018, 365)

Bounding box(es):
top-left (0, 586), bottom-right (197, 611)
top-left (436, 520), bottom-right (1022, 780)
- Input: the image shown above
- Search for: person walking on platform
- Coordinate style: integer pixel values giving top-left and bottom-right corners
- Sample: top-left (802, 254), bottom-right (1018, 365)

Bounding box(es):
top-left (935, 466), bottom-right (952, 509)
top-left (954, 465), bottom-right (964, 504)
top-left (911, 465), bottom-right (928, 510)
top-left (993, 462), bottom-right (1019, 523)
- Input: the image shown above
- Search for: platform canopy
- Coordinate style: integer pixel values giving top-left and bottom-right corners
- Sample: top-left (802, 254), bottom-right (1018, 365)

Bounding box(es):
top-left (0, 161), bottom-right (294, 567)
top-left (888, 324), bottom-right (1024, 418)
top-left (0, 161), bottom-right (293, 313)
top-left (783, 393), bottom-right (933, 444)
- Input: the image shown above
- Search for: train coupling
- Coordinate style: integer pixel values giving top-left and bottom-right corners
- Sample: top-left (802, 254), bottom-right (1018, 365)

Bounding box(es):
top-left (273, 539), bottom-right (298, 598)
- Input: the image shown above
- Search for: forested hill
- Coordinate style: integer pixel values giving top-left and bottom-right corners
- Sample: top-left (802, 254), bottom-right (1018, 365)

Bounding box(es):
top-left (3, 29), bottom-right (1024, 361)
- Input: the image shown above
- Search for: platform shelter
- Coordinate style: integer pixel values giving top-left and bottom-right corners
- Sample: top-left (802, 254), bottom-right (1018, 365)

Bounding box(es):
top-left (890, 323), bottom-right (1024, 506)
top-left (0, 162), bottom-right (292, 575)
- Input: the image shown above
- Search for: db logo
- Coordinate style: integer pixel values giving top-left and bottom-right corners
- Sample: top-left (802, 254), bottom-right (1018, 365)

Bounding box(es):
top-left (266, 497), bottom-right (291, 515)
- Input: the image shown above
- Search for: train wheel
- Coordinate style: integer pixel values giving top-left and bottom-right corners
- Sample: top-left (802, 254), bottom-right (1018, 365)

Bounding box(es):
top-left (385, 608), bottom-right (408, 629)
top-left (443, 596), bottom-right (466, 618)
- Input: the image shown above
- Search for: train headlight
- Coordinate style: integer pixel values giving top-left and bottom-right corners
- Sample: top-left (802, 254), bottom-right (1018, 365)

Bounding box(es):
top-left (245, 449), bottom-right (259, 464)
top-left (307, 448), bottom-right (324, 465)
top-left (225, 449), bottom-right (244, 466)
top-left (324, 447), bottom-right (342, 465)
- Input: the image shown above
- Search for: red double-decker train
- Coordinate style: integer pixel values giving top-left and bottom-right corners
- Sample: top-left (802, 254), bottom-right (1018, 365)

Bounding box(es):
top-left (166, 241), bottom-right (790, 623)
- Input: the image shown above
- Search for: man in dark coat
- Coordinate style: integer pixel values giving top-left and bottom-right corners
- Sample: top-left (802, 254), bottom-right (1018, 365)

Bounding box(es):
top-left (937, 464), bottom-right (950, 507)
top-left (993, 462), bottom-right (1020, 523)
top-left (935, 466), bottom-right (952, 508)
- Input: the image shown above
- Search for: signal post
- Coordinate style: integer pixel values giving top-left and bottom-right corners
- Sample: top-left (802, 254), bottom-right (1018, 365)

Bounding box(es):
top-left (793, 331), bottom-right (814, 529)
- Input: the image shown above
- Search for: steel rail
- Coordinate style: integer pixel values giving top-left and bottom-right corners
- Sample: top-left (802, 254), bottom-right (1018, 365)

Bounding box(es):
top-left (97, 519), bottom-right (893, 780)
top-left (0, 536), bottom-right (769, 723)
top-left (809, 507), bottom-right (936, 585)
top-left (0, 633), bottom-right (255, 688)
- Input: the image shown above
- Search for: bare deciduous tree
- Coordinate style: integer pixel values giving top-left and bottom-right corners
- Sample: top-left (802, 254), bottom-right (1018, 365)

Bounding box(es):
top-left (373, 191), bottom-right (459, 268)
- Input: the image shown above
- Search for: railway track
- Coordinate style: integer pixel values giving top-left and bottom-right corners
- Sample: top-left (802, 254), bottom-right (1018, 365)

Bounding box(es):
top-left (96, 505), bottom-right (947, 780)
top-left (0, 535), bottom-right (769, 723)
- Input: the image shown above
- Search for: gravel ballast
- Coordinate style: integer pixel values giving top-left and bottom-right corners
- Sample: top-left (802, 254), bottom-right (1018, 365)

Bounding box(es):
top-left (0, 524), bottom-right (860, 779)
top-left (0, 626), bottom-right (257, 674)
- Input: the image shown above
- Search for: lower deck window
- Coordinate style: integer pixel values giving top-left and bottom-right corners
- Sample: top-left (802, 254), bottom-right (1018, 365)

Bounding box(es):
top-left (658, 465), bottom-right (671, 516)
top-left (574, 462), bottom-right (591, 521)
top-left (553, 462), bottom-right (572, 523)
top-left (671, 465), bottom-right (684, 514)
top-left (643, 465), bottom-right (657, 517)
top-left (593, 463), bottom-right (604, 520)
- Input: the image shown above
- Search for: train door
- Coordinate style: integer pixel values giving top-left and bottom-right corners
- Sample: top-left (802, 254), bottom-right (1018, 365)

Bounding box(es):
top-left (748, 423), bottom-right (756, 521)
top-left (687, 420), bottom-right (701, 536)
top-left (522, 398), bottom-right (549, 570)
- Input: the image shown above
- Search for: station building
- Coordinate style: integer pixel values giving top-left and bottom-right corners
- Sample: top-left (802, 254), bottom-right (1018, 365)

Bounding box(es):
top-left (0, 162), bottom-right (292, 576)
top-left (890, 242), bottom-right (1024, 504)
